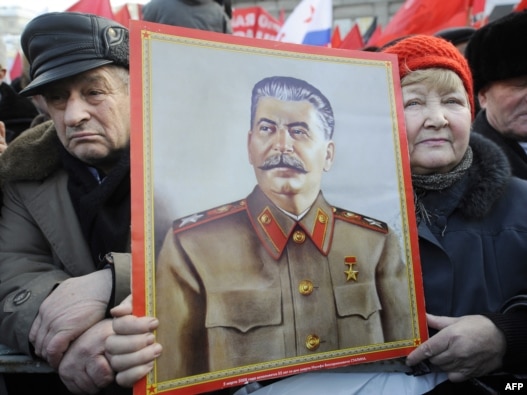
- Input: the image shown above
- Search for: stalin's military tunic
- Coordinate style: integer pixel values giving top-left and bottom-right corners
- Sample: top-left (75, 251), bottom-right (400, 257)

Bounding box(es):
top-left (155, 186), bottom-right (412, 381)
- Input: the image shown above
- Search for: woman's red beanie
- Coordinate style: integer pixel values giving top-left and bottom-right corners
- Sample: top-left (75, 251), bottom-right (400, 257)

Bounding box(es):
top-left (383, 34), bottom-right (475, 119)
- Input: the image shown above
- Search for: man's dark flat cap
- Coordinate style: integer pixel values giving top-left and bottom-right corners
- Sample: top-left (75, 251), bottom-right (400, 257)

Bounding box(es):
top-left (20, 12), bottom-right (128, 97)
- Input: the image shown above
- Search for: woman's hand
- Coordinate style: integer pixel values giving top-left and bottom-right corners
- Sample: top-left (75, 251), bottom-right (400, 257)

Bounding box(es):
top-left (406, 313), bottom-right (506, 382)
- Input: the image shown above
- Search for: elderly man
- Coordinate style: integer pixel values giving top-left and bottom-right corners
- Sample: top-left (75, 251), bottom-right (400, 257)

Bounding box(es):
top-left (0, 12), bottom-right (131, 395)
top-left (150, 75), bottom-right (411, 381)
top-left (466, 10), bottom-right (527, 179)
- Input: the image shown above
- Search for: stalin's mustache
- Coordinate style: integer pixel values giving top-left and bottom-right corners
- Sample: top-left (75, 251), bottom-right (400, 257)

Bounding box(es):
top-left (258, 154), bottom-right (307, 174)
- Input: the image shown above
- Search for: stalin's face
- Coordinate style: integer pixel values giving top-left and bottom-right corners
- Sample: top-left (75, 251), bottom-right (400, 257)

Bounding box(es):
top-left (248, 97), bottom-right (335, 211)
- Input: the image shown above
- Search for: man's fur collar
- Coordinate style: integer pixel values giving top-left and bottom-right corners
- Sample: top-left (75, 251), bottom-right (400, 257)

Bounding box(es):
top-left (459, 133), bottom-right (512, 219)
top-left (0, 120), bottom-right (61, 185)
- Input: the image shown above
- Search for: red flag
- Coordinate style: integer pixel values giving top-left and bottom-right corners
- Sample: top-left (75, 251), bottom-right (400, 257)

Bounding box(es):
top-left (232, 7), bottom-right (282, 40)
top-left (371, 0), bottom-right (471, 47)
top-left (366, 25), bottom-right (382, 47)
top-left (114, 4), bottom-right (132, 26)
top-left (331, 25), bottom-right (342, 48)
top-left (515, 0), bottom-right (527, 11)
top-left (66, 0), bottom-right (115, 19)
top-left (339, 24), bottom-right (363, 50)
top-left (9, 51), bottom-right (22, 82)
top-left (471, 0), bottom-right (486, 14)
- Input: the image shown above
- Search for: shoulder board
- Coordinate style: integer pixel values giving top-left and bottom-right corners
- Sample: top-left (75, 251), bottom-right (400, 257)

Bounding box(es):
top-left (173, 199), bottom-right (247, 233)
top-left (333, 207), bottom-right (388, 234)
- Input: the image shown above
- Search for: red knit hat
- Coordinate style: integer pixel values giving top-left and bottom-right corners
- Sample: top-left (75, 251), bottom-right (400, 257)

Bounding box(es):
top-left (383, 34), bottom-right (475, 119)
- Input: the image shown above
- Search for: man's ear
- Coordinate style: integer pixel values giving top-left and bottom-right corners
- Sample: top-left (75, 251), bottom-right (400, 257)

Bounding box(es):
top-left (324, 141), bottom-right (335, 172)
top-left (477, 87), bottom-right (488, 110)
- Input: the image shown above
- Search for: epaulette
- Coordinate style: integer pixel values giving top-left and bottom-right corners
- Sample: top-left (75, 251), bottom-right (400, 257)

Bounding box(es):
top-left (333, 207), bottom-right (388, 234)
top-left (173, 199), bottom-right (247, 234)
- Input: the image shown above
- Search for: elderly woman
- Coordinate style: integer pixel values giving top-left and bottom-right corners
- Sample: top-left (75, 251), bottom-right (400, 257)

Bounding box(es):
top-left (105, 35), bottom-right (527, 394)
top-left (382, 34), bottom-right (527, 393)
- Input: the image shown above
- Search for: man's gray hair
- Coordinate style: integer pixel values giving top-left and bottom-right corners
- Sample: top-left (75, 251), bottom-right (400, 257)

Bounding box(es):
top-left (250, 76), bottom-right (335, 140)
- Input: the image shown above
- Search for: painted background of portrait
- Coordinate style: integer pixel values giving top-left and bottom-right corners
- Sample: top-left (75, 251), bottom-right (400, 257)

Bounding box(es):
top-left (149, 41), bottom-right (403, 247)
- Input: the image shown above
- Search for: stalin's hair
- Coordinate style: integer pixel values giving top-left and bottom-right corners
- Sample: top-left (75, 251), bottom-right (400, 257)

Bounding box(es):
top-left (250, 76), bottom-right (335, 140)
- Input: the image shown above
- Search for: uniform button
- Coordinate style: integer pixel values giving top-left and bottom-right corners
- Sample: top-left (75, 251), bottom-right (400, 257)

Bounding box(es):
top-left (305, 334), bottom-right (320, 351)
top-left (298, 280), bottom-right (314, 295)
top-left (260, 214), bottom-right (271, 225)
top-left (317, 213), bottom-right (327, 224)
top-left (292, 230), bottom-right (306, 243)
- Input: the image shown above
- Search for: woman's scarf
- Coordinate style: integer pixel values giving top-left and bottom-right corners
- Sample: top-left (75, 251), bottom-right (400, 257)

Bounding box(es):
top-left (412, 147), bottom-right (473, 224)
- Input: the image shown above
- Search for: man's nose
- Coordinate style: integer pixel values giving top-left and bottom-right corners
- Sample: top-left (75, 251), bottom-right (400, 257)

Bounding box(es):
top-left (63, 95), bottom-right (90, 127)
top-left (274, 128), bottom-right (294, 153)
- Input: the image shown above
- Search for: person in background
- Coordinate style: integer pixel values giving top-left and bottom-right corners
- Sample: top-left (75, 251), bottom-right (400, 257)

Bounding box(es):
top-left (0, 12), bottom-right (133, 395)
top-left (10, 52), bottom-right (31, 94)
top-left (105, 34), bottom-right (527, 395)
top-left (11, 54), bottom-right (51, 128)
top-left (0, 39), bottom-right (38, 143)
top-left (142, 0), bottom-right (232, 34)
top-left (465, 10), bottom-right (527, 179)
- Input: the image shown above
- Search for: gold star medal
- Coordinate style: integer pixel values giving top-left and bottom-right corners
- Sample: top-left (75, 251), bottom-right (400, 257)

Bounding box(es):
top-left (344, 256), bottom-right (358, 281)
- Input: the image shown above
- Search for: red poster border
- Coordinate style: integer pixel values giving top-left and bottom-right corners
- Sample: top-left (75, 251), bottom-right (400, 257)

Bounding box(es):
top-left (130, 20), bottom-right (427, 395)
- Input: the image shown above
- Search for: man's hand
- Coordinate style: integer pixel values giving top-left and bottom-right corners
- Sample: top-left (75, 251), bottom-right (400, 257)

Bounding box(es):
top-left (58, 319), bottom-right (115, 394)
top-left (406, 313), bottom-right (506, 381)
top-left (105, 295), bottom-right (162, 387)
top-left (29, 270), bottom-right (112, 368)
top-left (0, 121), bottom-right (7, 154)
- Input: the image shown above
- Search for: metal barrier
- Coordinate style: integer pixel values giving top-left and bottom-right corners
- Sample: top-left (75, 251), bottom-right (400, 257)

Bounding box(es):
top-left (0, 344), bottom-right (53, 374)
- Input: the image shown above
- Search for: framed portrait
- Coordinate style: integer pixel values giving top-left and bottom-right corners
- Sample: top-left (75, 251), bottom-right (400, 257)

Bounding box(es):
top-left (130, 20), bottom-right (427, 395)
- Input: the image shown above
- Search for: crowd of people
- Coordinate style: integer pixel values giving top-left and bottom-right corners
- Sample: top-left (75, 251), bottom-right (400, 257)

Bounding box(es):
top-left (0, 4), bottom-right (526, 395)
